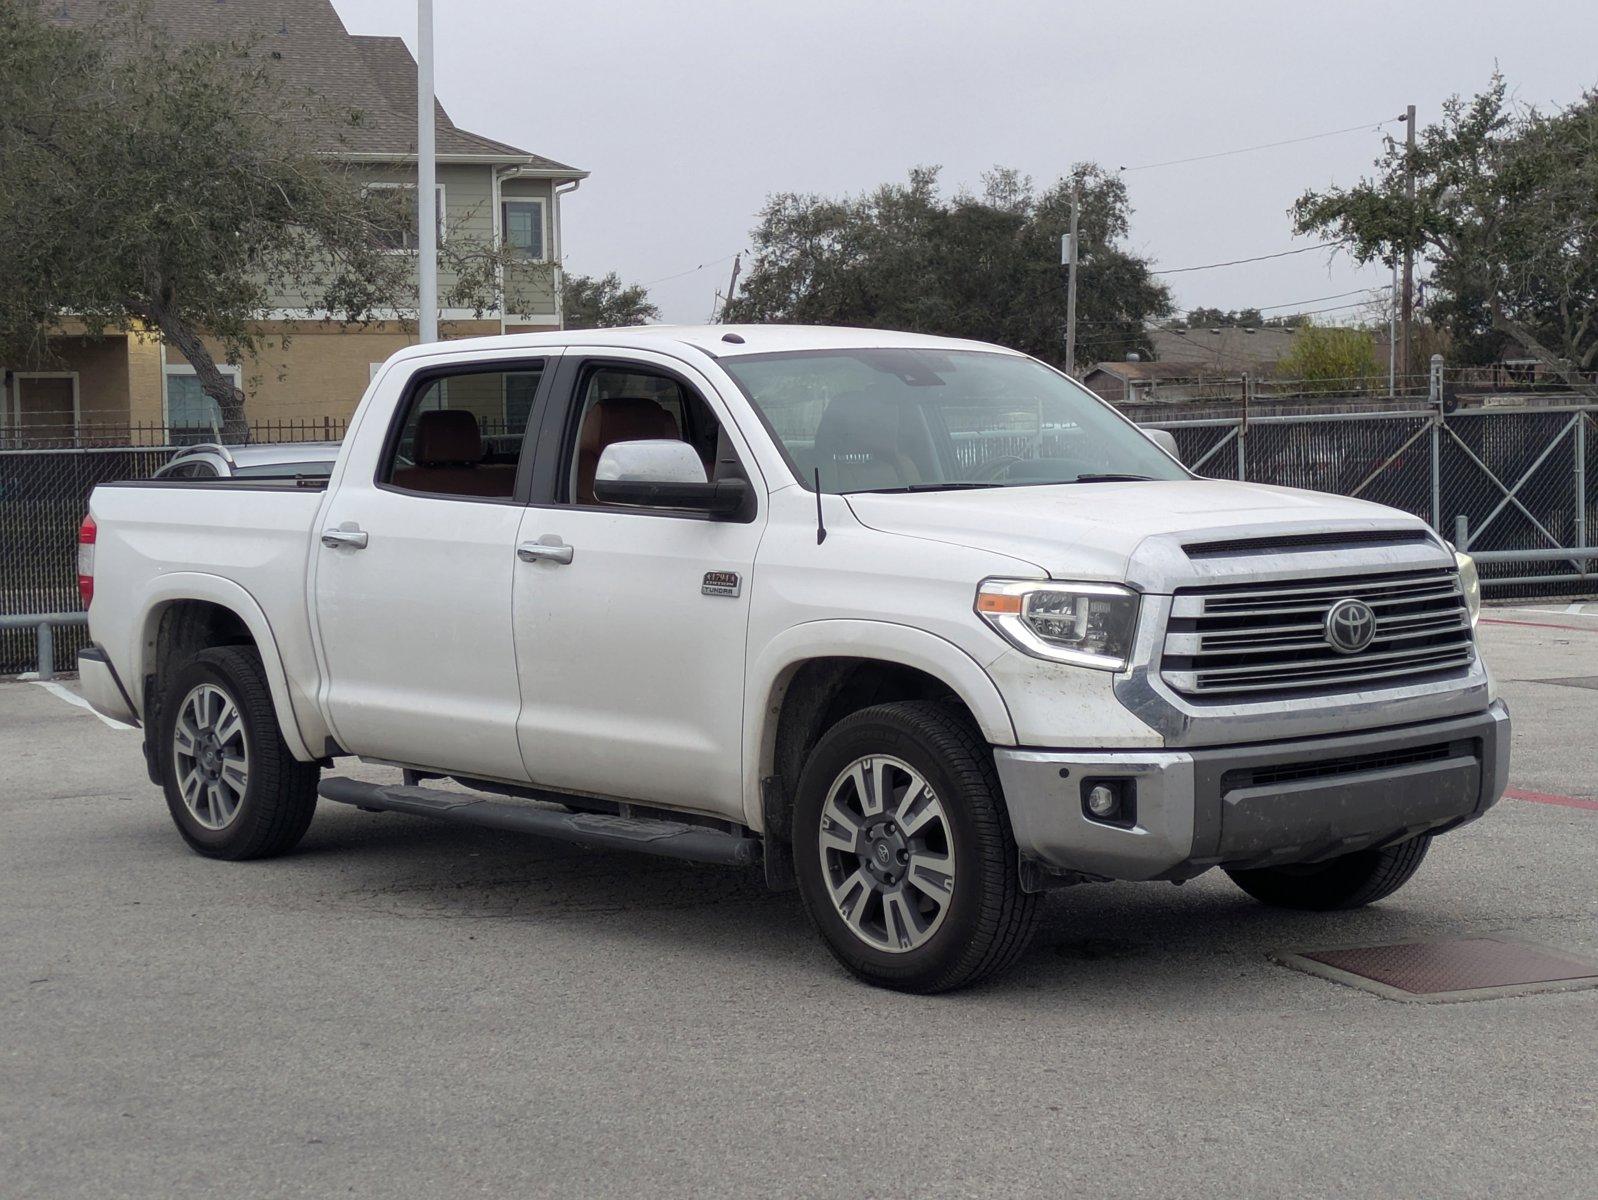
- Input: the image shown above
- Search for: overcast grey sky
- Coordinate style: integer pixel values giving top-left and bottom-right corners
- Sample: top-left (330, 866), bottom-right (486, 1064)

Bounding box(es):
top-left (333, 0), bottom-right (1596, 334)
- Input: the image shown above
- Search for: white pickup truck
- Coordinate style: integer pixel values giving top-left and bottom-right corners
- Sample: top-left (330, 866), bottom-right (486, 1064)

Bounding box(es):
top-left (78, 326), bottom-right (1508, 992)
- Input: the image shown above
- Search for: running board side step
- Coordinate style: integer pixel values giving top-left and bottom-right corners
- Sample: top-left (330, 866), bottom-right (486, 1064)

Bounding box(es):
top-left (317, 778), bottom-right (762, 867)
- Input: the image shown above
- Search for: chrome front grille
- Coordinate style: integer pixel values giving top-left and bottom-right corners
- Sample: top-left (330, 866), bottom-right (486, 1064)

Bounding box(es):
top-left (1161, 568), bottom-right (1475, 699)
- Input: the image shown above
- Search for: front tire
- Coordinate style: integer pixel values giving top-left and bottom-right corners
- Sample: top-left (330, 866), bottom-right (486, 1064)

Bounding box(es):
top-left (793, 701), bottom-right (1041, 993)
top-left (1225, 835), bottom-right (1432, 911)
top-left (158, 645), bottom-right (319, 860)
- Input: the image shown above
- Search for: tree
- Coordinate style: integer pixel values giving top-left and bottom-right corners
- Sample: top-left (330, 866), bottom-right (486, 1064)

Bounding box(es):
top-left (1174, 307), bottom-right (1266, 329)
top-left (0, 1), bottom-right (514, 440)
top-left (1273, 320), bottom-right (1379, 394)
top-left (721, 165), bottom-right (1171, 368)
top-left (560, 272), bottom-right (660, 329)
top-left (1293, 76), bottom-right (1598, 396)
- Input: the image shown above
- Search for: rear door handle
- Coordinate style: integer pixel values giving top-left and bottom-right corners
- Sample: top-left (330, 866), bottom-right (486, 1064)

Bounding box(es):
top-left (517, 537), bottom-right (574, 565)
top-left (321, 526), bottom-right (369, 550)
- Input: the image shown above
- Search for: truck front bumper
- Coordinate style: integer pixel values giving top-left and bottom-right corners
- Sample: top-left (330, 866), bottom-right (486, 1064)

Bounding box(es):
top-left (993, 702), bottom-right (1510, 885)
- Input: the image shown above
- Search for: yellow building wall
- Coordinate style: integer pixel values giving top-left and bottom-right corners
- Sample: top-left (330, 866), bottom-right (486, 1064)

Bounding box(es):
top-left (166, 320), bottom-right (508, 428)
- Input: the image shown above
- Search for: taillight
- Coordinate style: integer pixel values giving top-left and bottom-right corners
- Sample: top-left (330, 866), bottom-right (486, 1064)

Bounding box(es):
top-left (77, 514), bottom-right (96, 607)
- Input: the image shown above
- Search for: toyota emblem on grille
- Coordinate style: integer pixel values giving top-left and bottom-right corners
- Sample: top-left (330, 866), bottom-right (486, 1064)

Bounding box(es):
top-left (1324, 598), bottom-right (1377, 653)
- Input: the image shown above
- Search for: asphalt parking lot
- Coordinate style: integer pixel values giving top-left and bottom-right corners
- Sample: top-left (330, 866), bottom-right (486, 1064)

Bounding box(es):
top-left (3, 608), bottom-right (1596, 1199)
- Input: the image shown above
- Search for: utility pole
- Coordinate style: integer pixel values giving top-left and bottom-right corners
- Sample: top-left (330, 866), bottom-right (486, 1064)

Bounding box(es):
top-left (719, 253), bottom-right (742, 323)
top-left (1388, 258), bottom-right (1398, 398)
top-left (417, 0), bottom-right (439, 344)
top-left (1063, 187), bottom-right (1080, 377)
top-left (1399, 103), bottom-right (1416, 387)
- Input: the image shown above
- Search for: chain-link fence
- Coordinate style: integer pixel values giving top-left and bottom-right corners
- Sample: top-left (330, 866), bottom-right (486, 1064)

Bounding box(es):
top-left (2, 406), bottom-right (1595, 674)
top-left (0, 419), bottom-right (346, 674)
top-left (1147, 405), bottom-right (1598, 594)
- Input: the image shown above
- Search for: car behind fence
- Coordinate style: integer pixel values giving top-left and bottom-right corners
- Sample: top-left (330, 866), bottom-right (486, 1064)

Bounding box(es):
top-left (1, 406), bottom-right (1595, 675)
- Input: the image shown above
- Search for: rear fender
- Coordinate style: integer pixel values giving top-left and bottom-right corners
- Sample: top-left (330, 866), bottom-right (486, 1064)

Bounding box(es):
top-left (132, 573), bottom-right (318, 762)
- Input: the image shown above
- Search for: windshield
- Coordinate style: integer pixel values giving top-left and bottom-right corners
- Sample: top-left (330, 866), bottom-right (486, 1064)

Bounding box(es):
top-left (722, 348), bottom-right (1187, 494)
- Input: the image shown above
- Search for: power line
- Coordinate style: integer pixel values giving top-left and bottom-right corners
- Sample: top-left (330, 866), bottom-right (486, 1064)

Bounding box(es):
top-left (1118, 117), bottom-right (1403, 173)
top-left (1152, 241), bottom-right (1345, 275)
top-left (641, 251), bottom-right (743, 288)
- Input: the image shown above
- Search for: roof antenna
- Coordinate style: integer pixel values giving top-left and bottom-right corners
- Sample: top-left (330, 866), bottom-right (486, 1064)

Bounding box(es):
top-left (813, 468), bottom-right (828, 545)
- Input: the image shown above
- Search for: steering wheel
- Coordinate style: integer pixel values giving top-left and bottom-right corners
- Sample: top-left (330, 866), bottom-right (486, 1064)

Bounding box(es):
top-left (972, 454), bottom-right (1027, 481)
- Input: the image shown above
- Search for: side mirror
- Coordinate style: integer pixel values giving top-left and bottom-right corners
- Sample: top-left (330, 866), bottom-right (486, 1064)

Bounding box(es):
top-left (1143, 427), bottom-right (1182, 464)
top-left (592, 439), bottom-right (749, 516)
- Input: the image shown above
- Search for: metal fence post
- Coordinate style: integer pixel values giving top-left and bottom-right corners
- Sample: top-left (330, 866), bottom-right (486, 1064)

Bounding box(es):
top-left (1430, 416), bottom-right (1441, 531)
top-left (37, 621), bottom-right (54, 682)
top-left (1237, 373), bottom-right (1250, 480)
top-left (1577, 414), bottom-right (1588, 551)
top-left (1454, 514), bottom-right (1470, 552)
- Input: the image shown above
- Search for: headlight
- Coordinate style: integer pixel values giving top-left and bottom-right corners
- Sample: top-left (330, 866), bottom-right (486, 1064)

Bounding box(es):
top-left (1455, 550), bottom-right (1481, 627)
top-left (976, 580), bottom-right (1141, 670)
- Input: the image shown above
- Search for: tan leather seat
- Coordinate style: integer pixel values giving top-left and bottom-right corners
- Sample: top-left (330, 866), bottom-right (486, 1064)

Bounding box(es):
top-left (575, 397), bottom-right (681, 504)
top-left (392, 409), bottom-right (515, 498)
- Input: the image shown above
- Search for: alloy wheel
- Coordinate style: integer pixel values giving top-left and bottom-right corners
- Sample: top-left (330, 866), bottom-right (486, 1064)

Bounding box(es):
top-left (172, 683), bottom-right (250, 830)
top-left (818, 754), bottom-right (954, 953)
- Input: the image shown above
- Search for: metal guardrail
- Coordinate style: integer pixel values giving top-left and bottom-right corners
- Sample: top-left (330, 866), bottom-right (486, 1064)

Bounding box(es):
top-left (0, 612), bottom-right (86, 681)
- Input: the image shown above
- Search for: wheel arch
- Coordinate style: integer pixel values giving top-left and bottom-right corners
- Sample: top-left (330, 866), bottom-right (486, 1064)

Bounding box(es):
top-left (745, 620), bottom-right (1016, 836)
top-left (132, 574), bottom-right (316, 763)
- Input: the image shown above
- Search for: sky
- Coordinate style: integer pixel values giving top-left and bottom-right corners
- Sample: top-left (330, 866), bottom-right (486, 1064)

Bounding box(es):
top-left (331, 0), bottom-right (1598, 338)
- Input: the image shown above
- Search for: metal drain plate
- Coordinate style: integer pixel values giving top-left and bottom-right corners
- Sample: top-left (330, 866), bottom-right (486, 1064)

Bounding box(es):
top-left (1275, 937), bottom-right (1598, 1002)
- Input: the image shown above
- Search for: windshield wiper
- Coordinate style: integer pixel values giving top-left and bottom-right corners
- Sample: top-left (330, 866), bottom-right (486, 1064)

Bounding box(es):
top-left (851, 482), bottom-right (1007, 494)
top-left (1068, 473), bottom-right (1158, 483)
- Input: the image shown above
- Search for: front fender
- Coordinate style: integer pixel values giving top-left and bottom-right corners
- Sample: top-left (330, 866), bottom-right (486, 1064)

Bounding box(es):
top-left (743, 619), bottom-right (1017, 830)
top-left (130, 572), bottom-right (320, 762)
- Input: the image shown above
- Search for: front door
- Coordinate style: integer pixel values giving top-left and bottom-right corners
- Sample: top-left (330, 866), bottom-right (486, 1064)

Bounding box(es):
top-left (511, 353), bottom-right (766, 819)
top-left (17, 375), bottom-right (76, 440)
top-left (312, 356), bottom-right (553, 781)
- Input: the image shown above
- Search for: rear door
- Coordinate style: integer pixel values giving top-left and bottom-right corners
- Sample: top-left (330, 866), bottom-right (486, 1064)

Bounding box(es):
top-left (510, 351), bottom-right (767, 818)
top-left (311, 354), bottom-right (556, 780)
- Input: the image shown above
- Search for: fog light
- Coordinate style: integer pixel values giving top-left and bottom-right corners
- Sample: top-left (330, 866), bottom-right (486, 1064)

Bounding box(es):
top-left (1081, 778), bottom-right (1136, 827)
top-left (1086, 784), bottom-right (1119, 818)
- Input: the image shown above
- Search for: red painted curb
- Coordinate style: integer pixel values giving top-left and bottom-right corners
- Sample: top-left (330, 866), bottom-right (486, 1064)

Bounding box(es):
top-left (1505, 787), bottom-right (1598, 812)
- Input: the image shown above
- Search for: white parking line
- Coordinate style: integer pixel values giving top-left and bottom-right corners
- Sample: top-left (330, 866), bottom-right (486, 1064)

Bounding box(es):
top-left (1566, 603), bottom-right (1590, 615)
top-left (29, 681), bottom-right (135, 730)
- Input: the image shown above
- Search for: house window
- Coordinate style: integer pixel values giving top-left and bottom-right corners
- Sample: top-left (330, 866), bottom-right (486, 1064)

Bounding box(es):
top-left (367, 183), bottom-right (447, 252)
top-left (164, 364), bottom-right (240, 444)
top-left (501, 199), bottom-right (546, 261)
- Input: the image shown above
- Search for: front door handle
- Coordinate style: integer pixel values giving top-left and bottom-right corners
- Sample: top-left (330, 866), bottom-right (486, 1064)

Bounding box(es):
top-left (321, 526), bottom-right (369, 550)
top-left (517, 536), bottom-right (574, 565)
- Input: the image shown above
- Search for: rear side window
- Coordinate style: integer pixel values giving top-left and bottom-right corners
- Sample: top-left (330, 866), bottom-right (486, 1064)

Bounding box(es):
top-left (381, 362), bottom-right (545, 500)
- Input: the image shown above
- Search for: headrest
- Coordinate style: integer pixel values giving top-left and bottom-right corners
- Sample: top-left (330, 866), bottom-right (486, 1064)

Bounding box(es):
top-left (579, 398), bottom-right (678, 450)
top-left (814, 388), bottom-right (905, 458)
top-left (413, 409), bottom-right (482, 465)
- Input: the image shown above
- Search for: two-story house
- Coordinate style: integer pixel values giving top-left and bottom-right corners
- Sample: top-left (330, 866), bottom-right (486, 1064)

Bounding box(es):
top-left (4, 0), bottom-right (585, 444)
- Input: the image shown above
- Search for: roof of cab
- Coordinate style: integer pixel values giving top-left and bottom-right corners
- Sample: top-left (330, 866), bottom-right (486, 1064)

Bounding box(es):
top-left (383, 324), bottom-right (1024, 366)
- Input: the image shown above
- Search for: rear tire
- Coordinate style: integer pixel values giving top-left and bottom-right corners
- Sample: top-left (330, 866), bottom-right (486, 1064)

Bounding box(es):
top-left (793, 701), bottom-right (1041, 993)
top-left (1225, 835), bottom-right (1432, 911)
top-left (158, 646), bottom-right (319, 860)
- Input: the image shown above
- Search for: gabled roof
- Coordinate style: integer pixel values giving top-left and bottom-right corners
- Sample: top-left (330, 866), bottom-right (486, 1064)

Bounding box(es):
top-left (56, 0), bottom-right (584, 174)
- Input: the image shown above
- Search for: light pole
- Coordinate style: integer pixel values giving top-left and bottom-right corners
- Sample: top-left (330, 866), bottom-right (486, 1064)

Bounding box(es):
top-left (417, 0), bottom-right (439, 344)
top-left (1063, 187), bottom-right (1080, 377)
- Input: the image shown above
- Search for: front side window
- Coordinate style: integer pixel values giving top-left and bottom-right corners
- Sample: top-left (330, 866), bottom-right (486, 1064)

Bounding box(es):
top-left (722, 348), bottom-right (1188, 494)
top-left (502, 200), bottom-right (546, 261)
top-left (564, 365), bottom-right (733, 507)
top-left (381, 363), bottom-right (544, 500)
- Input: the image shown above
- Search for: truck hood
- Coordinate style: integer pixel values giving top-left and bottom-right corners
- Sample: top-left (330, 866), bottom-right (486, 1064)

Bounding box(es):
top-left (845, 479), bottom-right (1436, 589)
